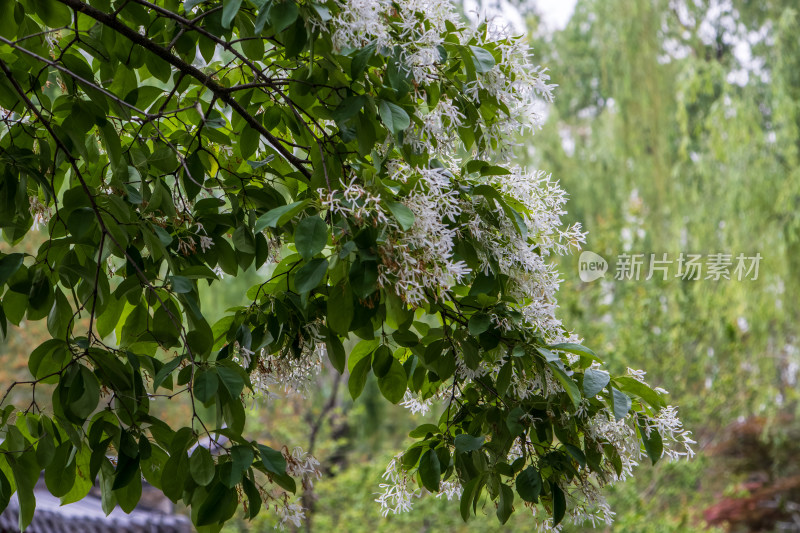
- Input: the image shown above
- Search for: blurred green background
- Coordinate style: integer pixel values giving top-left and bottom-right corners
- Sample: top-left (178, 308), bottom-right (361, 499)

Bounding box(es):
top-left (3, 0), bottom-right (799, 531)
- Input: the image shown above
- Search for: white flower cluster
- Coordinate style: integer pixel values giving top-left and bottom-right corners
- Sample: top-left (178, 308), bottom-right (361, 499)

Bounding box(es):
top-left (195, 222), bottom-right (215, 253)
top-left (435, 479), bottom-right (463, 501)
top-left (462, 37), bottom-right (555, 157)
top-left (375, 455), bottom-right (419, 516)
top-left (331, 0), bottom-right (461, 80)
top-left (585, 404), bottom-right (695, 485)
top-left (374, 454), bottom-right (464, 516)
top-left (380, 165), bottom-right (471, 305)
top-left (466, 168), bottom-right (587, 342)
top-left (320, 178), bottom-right (387, 226)
top-left (641, 405), bottom-right (697, 461)
top-left (274, 500), bottom-right (305, 529)
top-left (399, 391), bottom-right (433, 416)
top-left (322, 168), bottom-right (471, 306)
top-left (329, 168), bottom-right (585, 344)
top-left (405, 98), bottom-right (466, 156)
top-left (29, 195), bottom-right (51, 231)
top-left (249, 321), bottom-right (326, 399)
top-left (331, 0), bottom-right (554, 159)
top-left (564, 484), bottom-right (616, 529)
top-left (283, 446), bottom-right (322, 489)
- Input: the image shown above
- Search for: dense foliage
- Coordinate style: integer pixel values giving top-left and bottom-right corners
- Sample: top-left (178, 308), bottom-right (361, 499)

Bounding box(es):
top-left (0, 0), bottom-right (692, 530)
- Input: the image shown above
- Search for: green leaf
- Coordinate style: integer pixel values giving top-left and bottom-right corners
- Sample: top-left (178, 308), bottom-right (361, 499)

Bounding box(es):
top-left (45, 442), bottom-right (75, 497)
top-left (0, 469), bottom-right (11, 515)
top-left (221, 0), bottom-right (242, 29)
top-left (549, 363), bottom-right (581, 409)
top-left (294, 216), bottom-right (327, 260)
top-left (551, 482), bottom-right (566, 526)
top-left (611, 387), bottom-right (632, 421)
top-left (184, 0), bottom-right (205, 10)
top-left (9, 450), bottom-right (39, 531)
top-left (377, 358), bottom-right (407, 404)
top-left (392, 329), bottom-right (418, 348)
top-left (327, 284), bottom-right (352, 336)
top-left (47, 289), bottom-right (72, 339)
top-left (226, 445), bottom-right (254, 487)
top-left (349, 260), bottom-right (378, 298)
top-left (332, 95), bottom-right (366, 122)
top-left (169, 275), bottom-right (193, 294)
top-left (418, 450), bottom-right (441, 492)
top-left (284, 17), bottom-right (307, 57)
top-left (348, 355), bottom-right (371, 400)
top-left (371, 345), bottom-right (392, 378)
top-left (386, 201), bottom-right (415, 230)
top-left (638, 417), bottom-right (664, 465)
top-left (217, 365), bottom-right (245, 397)
top-left (59, 444), bottom-right (92, 505)
top-left (325, 332), bottom-right (346, 374)
top-left (459, 477), bottom-right (481, 522)
top-left (161, 452), bottom-right (187, 503)
top-left (470, 46), bottom-right (496, 73)
top-left (549, 343), bottom-right (600, 362)
top-left (240, 125), bottom-right (259, 160)
top-left (294, 258), bottom-right (328, 294)
top-left (197, 482), bottom-right (236, 526)
top-left (112, 454), bottom-right (141, 490)
top-left (496, 483), bottom-right (514, 524)
top-left (258, 444), bottom-right (286, 476)
top-left (153, 356), bottom-right (182, 391)
top-left (564, 443), bottom-right (586, 468)
top-left (468, 313), bottom-right (491, 336)
top-left (113, 467), bottom-right (142, 513)
top-left (615, 376), bottom-right (667, 408)
top-left (242, 475), bottom-right (262, 519)
top-left (269, 1), bottom-right (298, 33)
top-left (348, 339), bottom-right (378, 373)
top-left (3, 290), bottom-right (27, 326)
top-left (194, 368), bottom-right (219, 404)
top-left (255, 200), bottom-right (309, 231)
top-left (29, 340), bottom-right (68, 383)
top-left (536, 347), bottom-right (561, 363)
top-left (253, 4), bottom-right (270, 33)
top-left (66, 366), bottom-right (101, 422)
top-left (183, 152), bottom-right (205, 200)
top-left (454, 434), bottom-right (484, 454)
top-left (351, 43), bottom-right (376, 78)
top-left (409, 424), bottom-right (440, 438)
top-left (232, 225), bottom-right (256, 254)
top-left (583, 368), bottom-right (610, 398)
top-left (378, 100), bottom-right (410, 134)
top-left (35, 431), bottom-right (55, 468)
top-left (515, 466), bottom-right (542, 503)
top-left (31, 0), bottom-right (72, 27)
top-left (0, 253), bottom-right (23, 287)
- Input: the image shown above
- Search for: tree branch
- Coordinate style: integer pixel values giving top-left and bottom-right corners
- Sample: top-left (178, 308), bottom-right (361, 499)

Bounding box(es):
top-left (56, 0), bottom-right (312, 179)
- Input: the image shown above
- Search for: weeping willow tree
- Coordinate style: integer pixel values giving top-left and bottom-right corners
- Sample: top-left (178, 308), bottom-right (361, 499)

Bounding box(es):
top-left (527, 0), bottom-right (800, 529)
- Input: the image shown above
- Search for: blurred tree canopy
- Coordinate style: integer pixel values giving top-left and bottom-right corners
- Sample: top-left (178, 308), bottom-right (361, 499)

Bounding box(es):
top-left (526, 0), bottom-right (800, 530)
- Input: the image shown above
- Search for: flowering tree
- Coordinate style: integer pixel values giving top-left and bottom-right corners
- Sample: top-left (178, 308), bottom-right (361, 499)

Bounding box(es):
top-left (0, 0), bottom-right (693, 530)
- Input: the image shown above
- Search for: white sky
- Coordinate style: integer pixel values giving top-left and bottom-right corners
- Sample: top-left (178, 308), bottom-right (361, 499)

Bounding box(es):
top-left (464, 0), bottom-right (577, 33)
top-left (537, 0), bottom-right (577, 31)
